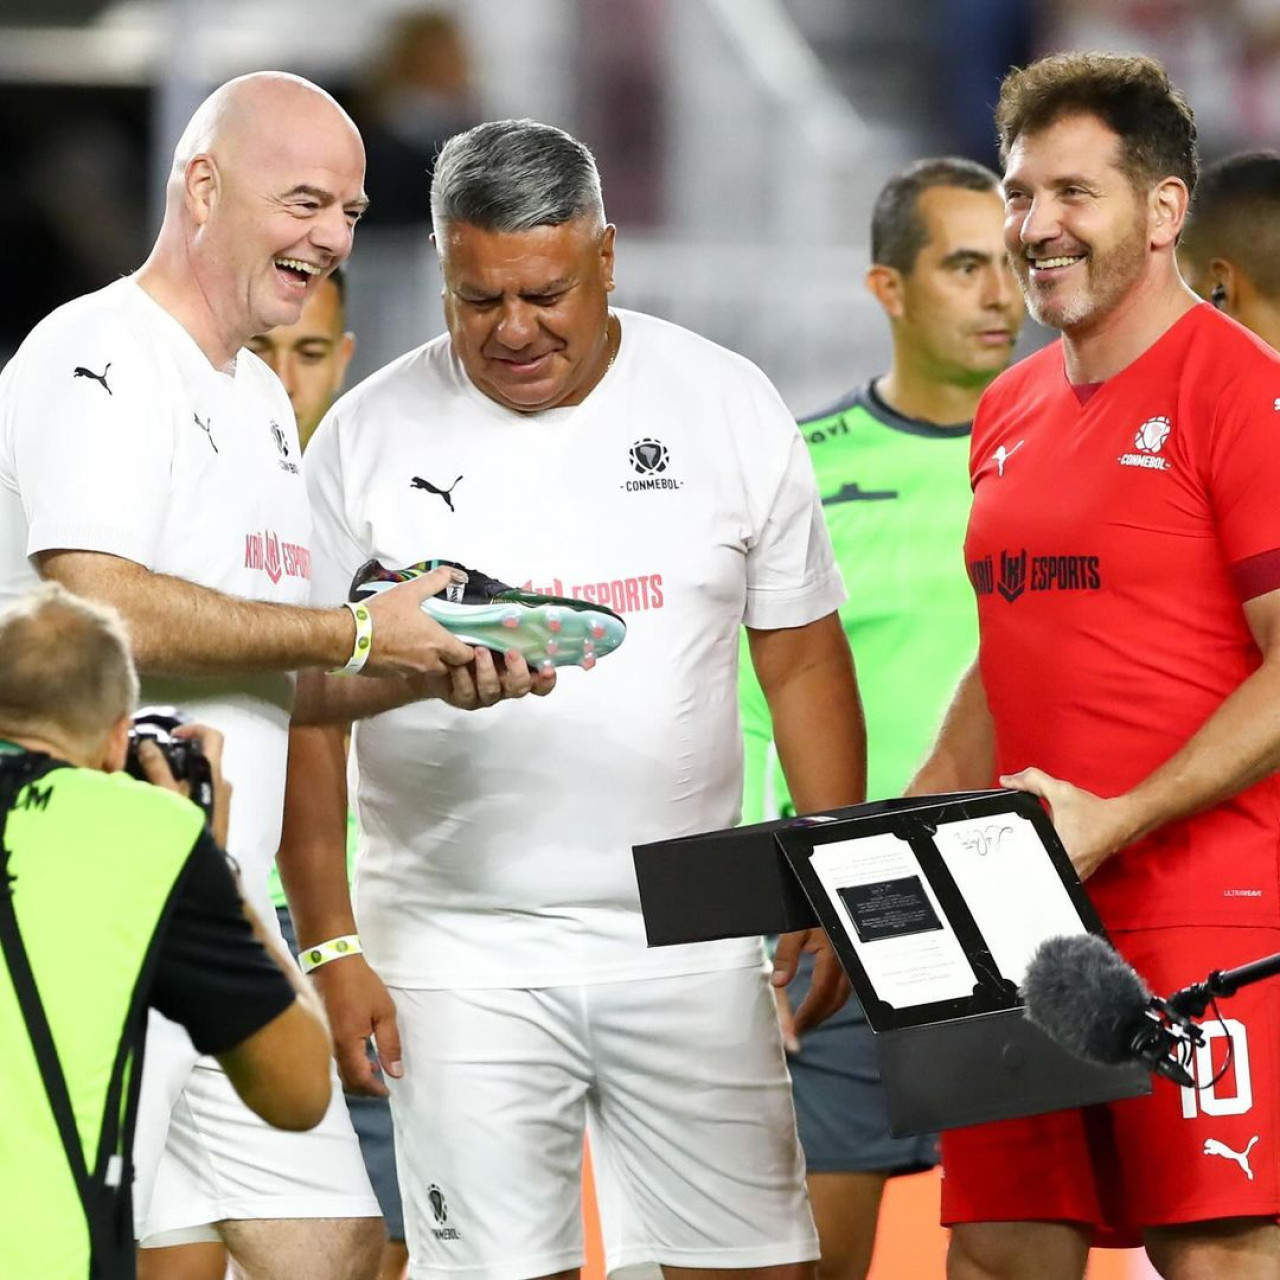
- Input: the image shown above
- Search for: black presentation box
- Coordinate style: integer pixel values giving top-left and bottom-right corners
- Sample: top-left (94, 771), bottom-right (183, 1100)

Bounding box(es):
top-left (633, 790), bottom-right (1149, 1135)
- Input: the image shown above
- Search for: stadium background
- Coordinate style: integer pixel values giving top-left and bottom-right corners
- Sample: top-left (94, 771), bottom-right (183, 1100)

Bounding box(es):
top-left (3, 1), bottom-right (1276, 1275)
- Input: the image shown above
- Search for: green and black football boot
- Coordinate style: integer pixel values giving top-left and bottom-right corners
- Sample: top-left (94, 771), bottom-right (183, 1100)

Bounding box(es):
top-left (348, 559), bottom-right (626, 671)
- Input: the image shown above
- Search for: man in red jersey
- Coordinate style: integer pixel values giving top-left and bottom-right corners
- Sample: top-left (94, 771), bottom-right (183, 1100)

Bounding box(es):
top-left (911, 52), bottom-right (1280, 1280)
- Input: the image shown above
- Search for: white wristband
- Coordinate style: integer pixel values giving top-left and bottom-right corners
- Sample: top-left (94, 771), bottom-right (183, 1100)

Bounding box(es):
top-left (330, 601), bottom-right (373, 675)
top-left (298, 934), bottom-right (362, 974)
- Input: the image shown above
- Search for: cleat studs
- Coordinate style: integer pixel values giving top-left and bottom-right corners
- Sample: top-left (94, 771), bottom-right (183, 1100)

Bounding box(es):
top-left (545, 639), bottom-right (560, 657)
top-left (546, 609), bottom-right (562, 633)
top-left (501, 610), bottom-right (520, 629)
top-left (539, 659), bottom-right (555, 674)
top-left (583, 639), bottom-right (596, 655)
top-left (580, 654), bottom-right (596, 671)
top-left (589, 622), bottom-right (606, 639)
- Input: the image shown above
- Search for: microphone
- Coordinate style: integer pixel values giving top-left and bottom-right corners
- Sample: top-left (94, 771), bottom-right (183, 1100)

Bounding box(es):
top-left (1021, 935), bottom-right (1198, 1088)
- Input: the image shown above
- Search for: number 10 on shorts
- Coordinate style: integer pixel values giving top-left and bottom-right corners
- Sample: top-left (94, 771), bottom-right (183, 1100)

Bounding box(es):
top-left (1179, 1018), bottom-right (1253, 1118)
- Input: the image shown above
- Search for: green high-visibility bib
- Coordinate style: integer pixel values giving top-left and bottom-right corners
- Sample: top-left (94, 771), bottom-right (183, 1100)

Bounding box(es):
top-left (0, 750), bottom-right (202, 1278)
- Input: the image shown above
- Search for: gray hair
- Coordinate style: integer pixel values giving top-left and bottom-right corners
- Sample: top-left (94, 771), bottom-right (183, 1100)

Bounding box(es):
top-left (0, 583), bottom-right (138, 746)
top-left (430, 119), bottom-right (605, 242)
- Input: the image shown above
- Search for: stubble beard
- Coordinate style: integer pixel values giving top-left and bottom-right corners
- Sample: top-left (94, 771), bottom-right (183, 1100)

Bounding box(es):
top-left (1018, 216), bottom-right (1148, 334)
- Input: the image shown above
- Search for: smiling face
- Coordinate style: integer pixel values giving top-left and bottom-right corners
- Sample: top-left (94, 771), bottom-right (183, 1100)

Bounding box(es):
top-left (893, 185), bottom-right (1024, 386)
top-left (1002, 113), bottom-right (1154, 334)
top-left (438, 217), bottom-right (616, 413)
top-left (189, 86), bottom-right (369, 344)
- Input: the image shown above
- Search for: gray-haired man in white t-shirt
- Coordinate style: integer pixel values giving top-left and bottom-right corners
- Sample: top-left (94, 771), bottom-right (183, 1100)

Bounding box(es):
top-left (286, 119), bottom-right (868, 1280)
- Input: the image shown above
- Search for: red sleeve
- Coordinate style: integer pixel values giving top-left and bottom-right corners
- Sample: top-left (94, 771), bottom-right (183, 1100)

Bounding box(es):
top-left (1207, 358), bottom-right (1280, 601)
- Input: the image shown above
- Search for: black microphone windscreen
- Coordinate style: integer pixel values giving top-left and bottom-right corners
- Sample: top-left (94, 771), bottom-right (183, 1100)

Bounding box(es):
top-left (1022, 934), bottom-right (1152, 1065)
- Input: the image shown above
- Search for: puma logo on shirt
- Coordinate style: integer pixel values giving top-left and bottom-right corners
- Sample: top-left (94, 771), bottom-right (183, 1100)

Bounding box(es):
top-left (72, 363), bottom-right (112, 395)
top-left (1203, 1136), bottom-right (1259, 1180)
top-left (411, 474), bottom-right (463, 513)
top-left (993, 440), bottom-right (1024, 476)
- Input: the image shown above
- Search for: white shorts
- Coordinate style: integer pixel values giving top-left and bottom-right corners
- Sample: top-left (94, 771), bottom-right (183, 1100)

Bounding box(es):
top-left (389, 967), bottom-right (818, 1280)
top-left (134, 1012), bottom-right (380, 1243)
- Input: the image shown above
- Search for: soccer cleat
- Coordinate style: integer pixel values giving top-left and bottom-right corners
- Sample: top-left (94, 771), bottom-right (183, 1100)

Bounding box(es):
top-left (348, 559), bottom-right (626, 670)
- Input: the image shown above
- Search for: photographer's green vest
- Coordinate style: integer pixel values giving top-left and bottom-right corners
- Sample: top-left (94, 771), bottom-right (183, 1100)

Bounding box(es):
top-left (0, 743), bottom-right (204, 1278)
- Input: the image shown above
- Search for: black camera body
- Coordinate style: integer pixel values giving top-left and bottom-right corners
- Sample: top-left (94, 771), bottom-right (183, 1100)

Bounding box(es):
top-left (124, 706), bottom-right (215, 820)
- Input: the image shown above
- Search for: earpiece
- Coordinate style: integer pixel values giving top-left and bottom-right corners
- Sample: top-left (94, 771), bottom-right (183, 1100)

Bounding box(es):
top-left (1211, 283), bottom-right (1227, 309)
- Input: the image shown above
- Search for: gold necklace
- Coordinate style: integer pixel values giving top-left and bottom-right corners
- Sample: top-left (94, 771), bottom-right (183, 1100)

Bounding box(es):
top-left (604, 314), bottom-right (618, 373)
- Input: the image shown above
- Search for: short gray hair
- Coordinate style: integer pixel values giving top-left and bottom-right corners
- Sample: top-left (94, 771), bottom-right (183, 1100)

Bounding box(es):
top-left (431, 119), bottom-right (605, 242)
top-left (0, 583), bottom-right (138, 745)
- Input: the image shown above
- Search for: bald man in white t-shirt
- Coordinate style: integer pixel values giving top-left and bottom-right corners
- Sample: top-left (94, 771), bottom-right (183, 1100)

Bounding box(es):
top-left (0, 75), bottom-right (552, 1280)
top-left (285, 119), bottom-right (868, 1280)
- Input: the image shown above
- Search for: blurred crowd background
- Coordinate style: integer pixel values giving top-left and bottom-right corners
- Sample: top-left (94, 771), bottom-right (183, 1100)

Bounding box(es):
top-left (1, 0), bottom-right (1278, 413)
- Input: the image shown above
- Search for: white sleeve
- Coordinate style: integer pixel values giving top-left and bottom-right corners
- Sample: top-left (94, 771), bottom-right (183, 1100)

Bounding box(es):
top-left (8, 315), bottom-right (172, 566)
top-left (303, 408), bottom-right (371, 607)
top-left (741, 378), bottom-right (845, 631)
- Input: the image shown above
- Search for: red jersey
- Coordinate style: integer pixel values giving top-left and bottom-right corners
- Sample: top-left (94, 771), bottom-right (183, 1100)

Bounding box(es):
top-left (967, 304), bottom-right (1280, 929)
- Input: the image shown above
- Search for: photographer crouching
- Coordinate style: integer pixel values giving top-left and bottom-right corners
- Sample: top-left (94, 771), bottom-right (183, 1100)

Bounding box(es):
top-left (0, 584), bottom-right (331, 1278)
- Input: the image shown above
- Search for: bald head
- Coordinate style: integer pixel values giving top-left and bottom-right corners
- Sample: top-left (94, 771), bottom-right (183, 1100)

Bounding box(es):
top-left (142, 70), bottom-right (368, 366)
top-left (0, 584), bottom-right (137, 751)
top-left (170, 72), bottom-right (363, 193)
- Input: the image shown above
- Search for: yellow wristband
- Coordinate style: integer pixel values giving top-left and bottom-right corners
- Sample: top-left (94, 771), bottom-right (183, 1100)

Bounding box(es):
top-left (330, 601), bottom-right (373, 675)
top-left (298, 934), bottom-right (362, 973)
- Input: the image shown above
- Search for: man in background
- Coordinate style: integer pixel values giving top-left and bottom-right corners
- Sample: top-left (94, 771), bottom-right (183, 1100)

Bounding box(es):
top-left (249, 266), bottom-right (356, 449)
top-left (1179, 149), bottom-right (1280, 350)
top-left (253, 272), bottom-right (410, 1280)
top-left (740, 157), bottom-right (1023, 1279)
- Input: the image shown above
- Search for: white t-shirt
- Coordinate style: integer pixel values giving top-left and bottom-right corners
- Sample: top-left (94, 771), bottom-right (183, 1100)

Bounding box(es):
top-left (0, 278), bottom-right (311, 920)
top-left (306, 308), bottom-right (844, 988)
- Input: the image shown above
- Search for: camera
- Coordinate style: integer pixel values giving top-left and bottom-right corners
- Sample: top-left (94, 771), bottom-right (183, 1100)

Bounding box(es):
top-left (124, 706), bottom-right (215, 820)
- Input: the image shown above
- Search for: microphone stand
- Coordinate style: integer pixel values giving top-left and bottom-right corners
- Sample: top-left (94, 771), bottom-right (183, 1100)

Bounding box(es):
top-left (1133, 950), bottom-right (1280, 1089)
top-left (1165, 951), bottom-right (1280, 1019)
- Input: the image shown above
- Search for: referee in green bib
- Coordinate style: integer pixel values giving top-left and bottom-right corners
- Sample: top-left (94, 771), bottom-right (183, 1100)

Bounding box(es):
top-left (0, 585), bottom-right (333, 1279)
top-left (740, 157), bottom-right (1025, 1280)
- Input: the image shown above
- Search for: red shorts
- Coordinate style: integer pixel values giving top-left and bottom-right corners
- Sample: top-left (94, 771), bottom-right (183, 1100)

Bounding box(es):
top-left (940, 926), bottom-right (1280, 1248)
